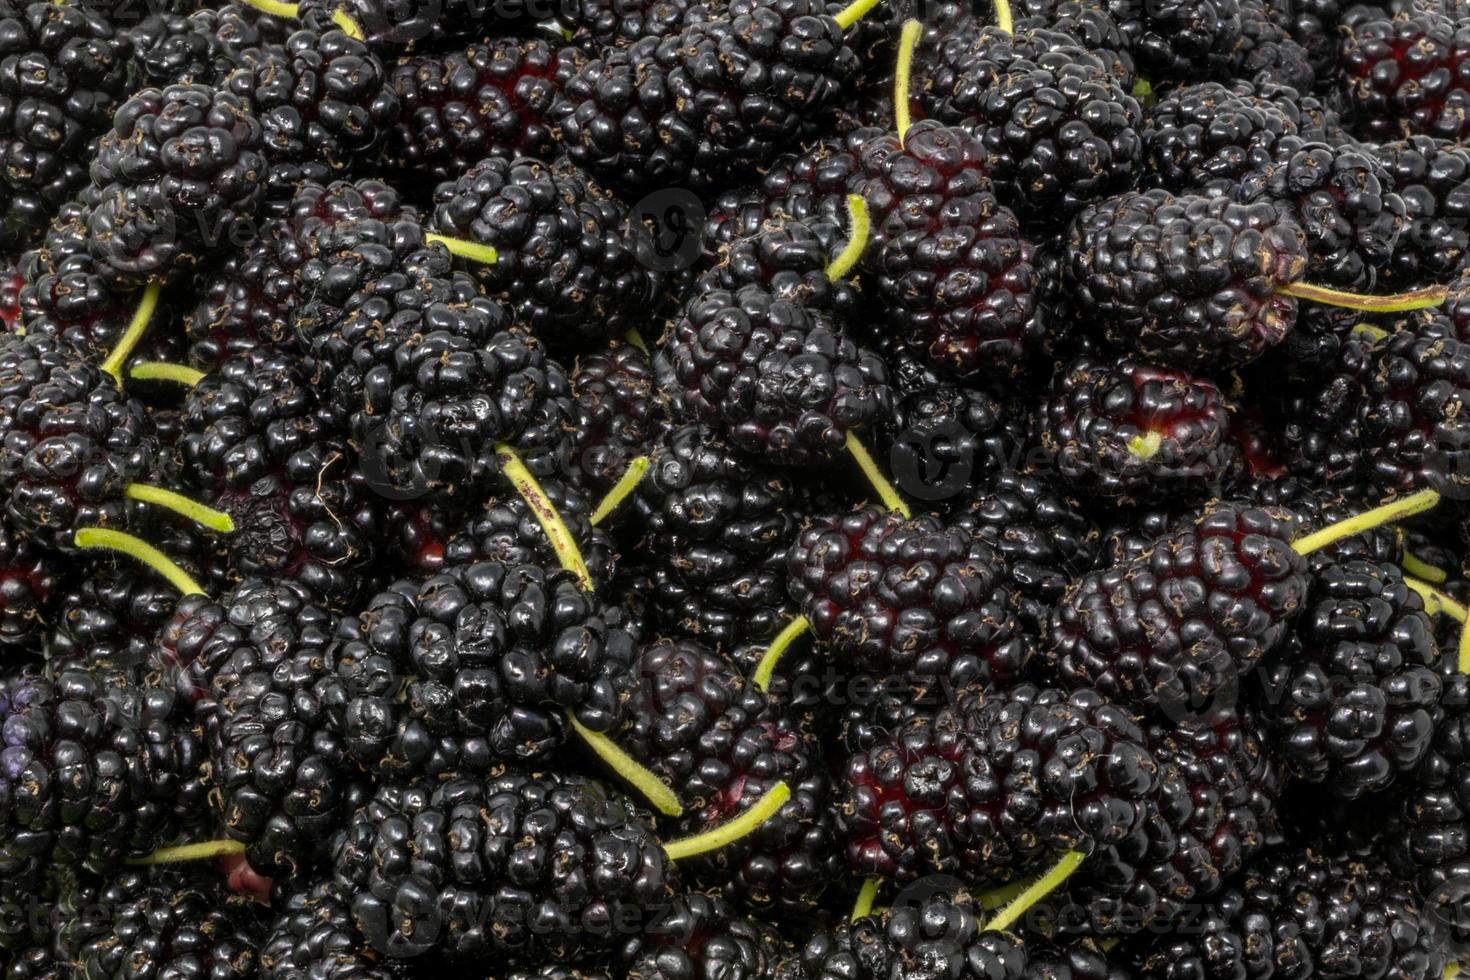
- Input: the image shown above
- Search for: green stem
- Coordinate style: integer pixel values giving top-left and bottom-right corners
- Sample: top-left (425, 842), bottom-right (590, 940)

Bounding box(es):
top-left (238, 0), bottom-right (299, 15)
top-left (130, 361), bottom-right (206, 386)
top-left (846, 431), bottom-right (911, 519)
top-left (983, 850), bottom-right (1087, 934)
top-left (101, 283), bottom-right (161, 382)
top-left (753, 615), bottom-right (811, 692)
top-left (566, 711), bottom-right (682, 817)
top-left (824, 194), bottom-right (871, 283)
top-left (590, 455), bottom-right (650, 526)
top-left (1403, 550), bottom-right (1449, 585)
top-left (1292, 489), bottom-right (1440, 556)
top-left (495, 443), bottom-right (594, 591)
top-left (663, 782), bottom-right (790, 861)
top-left (1406, 577), bottom-right (1468, 623)
top-left (1280, 280), bottom-right (1447, 313)
top-left (851, 878), bottom-right (879, 920)
top-left (894, 19), bottom-right (921, 145)
top-left (426, 232), bottom-right (499, 266)
top-left (126, 839), bottom-right (245, 865)
top-left (125, 483), bottom-right (235, 533)
top-left (331, 6), bottom-right (364, 37)
top-left (992, 0), bottom-right (1012, 32)
top-left (832, 0), bottom-right (879, 29)
top-left (624, 327), bottom-right (649, 353)
top-left (73, 528), bottom-right (205, 596)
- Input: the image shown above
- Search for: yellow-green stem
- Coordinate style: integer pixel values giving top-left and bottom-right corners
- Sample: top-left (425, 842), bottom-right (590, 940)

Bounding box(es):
top-left (1292, 489), bottom-right (1440, 555)
top-left (825, 194), bottom-right (871, 282)
top-left (495, 443), bottom-right (594, 591)
top-left (851, 878), bottom-right (879, 921)
top-left (1404, 550), bottom-right (1449, 585)
top-left (753, 615), bottom-right (811, 692)
top-left (1351, 323), bottom-right (1390, 343)
top-left (238, 0), bottom-right (299, 16)
top-left (894, 19), bottom-right (921, 145)
top-left (332, 6), bottom-right (364, 37)
top-left (832, 0), bottom-right (879, 30)
top-left (976, 879), bottom-right (1029, 911)
top-left (74, 528), bottom-right (205, 596)
top-left (1459, 617), bottom-right (1470, 675)
top-left (624, 327), bottom-right (649, 353)
top-left (846, 431), bottom-right (911, 519)
top-left (125, 483), bottom-right (235, 533)
top-left (567, 712), bottom-right (682, 817)
top-left (126, 839), bottom-right (245, 865)
top-left (983, 850), bottom-right (1087, 934)
top-left (1406, 578), bottom-right (1468, 623)
top-left (1280, 280), bottom-right (1448, 313)
top-left (664, 782), bottom-right (791, 861)
top-left (590, 456), bottom-right (650, 526)
top-left (426, 232), bottom-right (499, 266)
top-left (101, 283), bottom-right (161, 382)
top-left (992, 0), bottom-right (1012, 32)
top-left (130, 361), bottom-right (206, 387)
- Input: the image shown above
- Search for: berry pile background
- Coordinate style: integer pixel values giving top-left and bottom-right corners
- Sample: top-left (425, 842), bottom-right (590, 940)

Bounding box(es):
top-left (1, 0), bottom-right (1470, 978)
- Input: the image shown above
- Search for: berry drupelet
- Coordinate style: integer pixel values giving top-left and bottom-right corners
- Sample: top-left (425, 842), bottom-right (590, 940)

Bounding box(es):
top-left (623, 891), bottom-right (796, 980)
top-left (571, 338), bottom-right (654, 492)
top-left (1048, 501), bottom-right (1310, 718)
top-left (1109, 0), bottom-right (1244, 82)
top-left (626, 639), bottom-right (841, 912)
top-left (838, 682), bottom-right (1158, 883)
top-left (88, 83), bottom-right (267, 284)
top-left (1065, 188), bottom-right (1309, 369)
top-left (1139, 81), bottom-right (1305, 193)
top-left (191, 577), bottom-right (364, 877)
top-left (181, 346), bottom-right (380, 608)
top-left (1061, 711), bottom-right (1279, 935)
top-left (796, 891), bottom-right (1029, 980)
top-left (125, 5), bottom-right (270, 88)
top-left (1038, 355), bottom-right (1240, 502)
top-left (223, 28), bottom-right (400, 201)
top-left (0, 331), bottom-right (154, 551)
top-left (951, 469), bottom-right (1099, 633)
top-left (861, 121), bottom-right (1045, 380)
top-left (1127, 845), bottom-right (1447, 980)
top-left (1341, 7), bottom-right (1470, 141)
top-left (557, 0), bottom-right (860, 189)
top-left (1377, 135), bottom-right (1470, 284)
top-left (0, 520), bottom-right (55, 648)
top-left (58, 869), bottom-right (266, 980)
top-left (1233, 135), bottom-right (1409, 291)
top-left (876, 336), bottom-right (1032, 500)
top-left (637, 422), bottom-right (803, 650)
top-left (0, 0), bottom-right (133, 248)
top-left (1255, 556), bottom-right (1442, 798)
top-left (49, 563), bottom-right (191, 681)
top-left (184, 214), bottom-right (306, 368)
top-left (787, 505), bottom-right (1034, 694)
top-left (1387, 664), bottom-right (1470, 957)
top-left (330, 771), bottom-right (678, 962)
top-left (429, 154), bottom-right (661, 347)
top-left (663, 280), bottom-right (892, 467)
top-left (332, 560), bottom-right (637, 778)
top-left (0, 669), bottom-right (206, 878)
top-left (384, 38), bottom-right (584, 180)
top-left (261, 880), bottom-right (396, 980)
top-left (922, 39), bottom-right (1144, 224)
